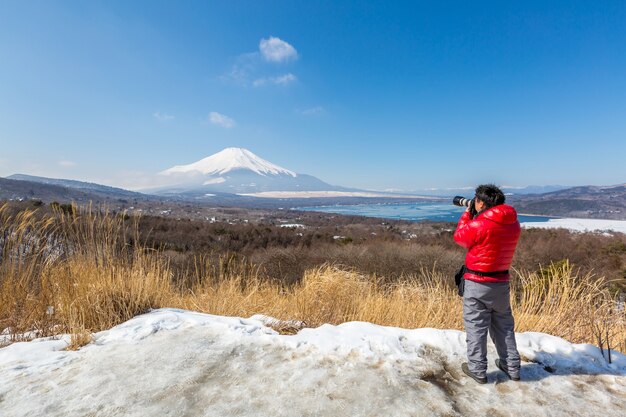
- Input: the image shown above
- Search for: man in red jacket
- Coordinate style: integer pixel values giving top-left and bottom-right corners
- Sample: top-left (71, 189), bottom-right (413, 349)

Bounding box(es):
top-left (454, 184), bottom-right (521, 384)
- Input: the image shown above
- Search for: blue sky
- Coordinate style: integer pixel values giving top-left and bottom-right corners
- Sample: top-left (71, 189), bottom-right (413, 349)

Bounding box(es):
top-left (1, 1), bottom-right (625, 191)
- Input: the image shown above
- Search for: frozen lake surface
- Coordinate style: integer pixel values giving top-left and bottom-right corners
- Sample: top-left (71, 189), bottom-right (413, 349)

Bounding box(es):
top-left (298, 202), bottom-right (553, 223)
top-left (299, 202), bottom-right (626, 233)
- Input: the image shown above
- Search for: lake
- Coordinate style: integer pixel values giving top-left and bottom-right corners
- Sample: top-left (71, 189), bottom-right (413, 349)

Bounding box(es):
top-left (298, 202), bottom-right (553, 223)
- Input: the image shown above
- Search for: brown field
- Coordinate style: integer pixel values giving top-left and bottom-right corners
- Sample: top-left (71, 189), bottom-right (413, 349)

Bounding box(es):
top-left (1, 203), bottom-right (624, 356)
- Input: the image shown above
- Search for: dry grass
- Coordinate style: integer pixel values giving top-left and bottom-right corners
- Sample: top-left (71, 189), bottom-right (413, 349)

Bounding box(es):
top-left (1, 204), bottom-right (624, 354)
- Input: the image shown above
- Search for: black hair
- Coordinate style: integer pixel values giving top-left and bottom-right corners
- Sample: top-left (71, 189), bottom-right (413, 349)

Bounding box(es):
top-left (475, 184), bottom-right (505, 208)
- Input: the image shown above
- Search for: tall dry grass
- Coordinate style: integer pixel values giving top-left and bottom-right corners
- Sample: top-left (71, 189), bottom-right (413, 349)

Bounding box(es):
top-left (0, 204), bottom-right (170, 342)
top-left (0, 204), bottom-right (624, 354)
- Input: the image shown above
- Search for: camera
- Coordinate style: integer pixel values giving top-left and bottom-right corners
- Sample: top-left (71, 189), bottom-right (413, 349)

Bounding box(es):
top-left (453, 196), bottom-right (474, 207)
top-left (453, 196), bottom-right (477, 216)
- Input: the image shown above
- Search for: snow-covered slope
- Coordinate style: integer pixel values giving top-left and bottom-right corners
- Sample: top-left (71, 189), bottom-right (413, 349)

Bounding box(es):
top-left (162, 147), bottom-right (297, 178)
top-left (152, 147), bottom-right (346, 195)
top-left (522, 218), bottom-right (626, 234)
top-left (1, 309), bottom-right (625, 417)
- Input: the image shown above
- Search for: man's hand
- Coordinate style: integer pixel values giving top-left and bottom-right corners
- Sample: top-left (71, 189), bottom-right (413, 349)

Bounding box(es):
top-left (466, 199), bottom-right (477, 217)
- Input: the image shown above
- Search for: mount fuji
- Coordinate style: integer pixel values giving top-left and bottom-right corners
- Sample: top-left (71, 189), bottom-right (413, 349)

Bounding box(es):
top-left (150, 147), bottom-right (348, 196)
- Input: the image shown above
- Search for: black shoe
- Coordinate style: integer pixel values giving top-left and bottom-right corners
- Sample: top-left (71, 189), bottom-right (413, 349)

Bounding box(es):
top-left (461, 362), bottom-right (487, 384)
top-left (495, 359), bottom-right (520, 381)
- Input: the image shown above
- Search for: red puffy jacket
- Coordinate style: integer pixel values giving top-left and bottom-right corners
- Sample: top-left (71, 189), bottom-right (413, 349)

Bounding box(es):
top-left (453, 204), bottom-right (521, 283)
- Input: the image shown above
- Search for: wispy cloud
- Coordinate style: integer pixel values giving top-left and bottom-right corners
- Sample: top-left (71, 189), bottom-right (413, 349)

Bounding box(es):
top-left (209, 112), bottom-right (235, 128)
top-left (253, 73), bottom-right (297, 87)
top-left (98, 170), bottom-right (163, 191)
top-left (153, 111), bottom-right (175, 122)
top-left (222, 52), bottom-right (259, 86)
top-left (58, 160), bottom-right (76, 168)
top-left (298, 106), bottom-right (326, 116)
top-left (223, 37), bottom-right (299, 86)
top-left (259, 36), bottom-right (298, 62)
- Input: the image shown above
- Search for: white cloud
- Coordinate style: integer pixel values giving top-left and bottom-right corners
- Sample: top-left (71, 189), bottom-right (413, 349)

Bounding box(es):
top-left (273, 73), bottom-right (297, 85)
top-left (259, 36), bottom-right (298, 62)
top-left (58, 160), bottom-right (76, 168)
top-left (253, 73), bottom-right (297, 87)
top-left (222, 37), bottom-right (298, 86)
top-left (153, 112), bottom-right (175, 121)
top-left (298, 106), bottom-right (326, 116)
top-left (209, 112), bottom-right (235, 129)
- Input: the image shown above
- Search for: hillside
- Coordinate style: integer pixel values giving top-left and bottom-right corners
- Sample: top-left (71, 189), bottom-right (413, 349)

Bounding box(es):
top-left (7, 174), bottom-right (143, 198)
top-left (0, 177), bottom-right (116, 203)
top-left (1, 176), bottom-right (156, 205)
top-left (509, 184), bottom-right (626, 220)
top-left (1, 309), bottom-right (624, 417)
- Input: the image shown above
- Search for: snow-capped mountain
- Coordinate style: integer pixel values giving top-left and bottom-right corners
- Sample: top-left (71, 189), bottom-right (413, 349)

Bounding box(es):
top-left (152, 147), bottom-right (346, 195)
top-left (162, 147), bottom-right (297, 178)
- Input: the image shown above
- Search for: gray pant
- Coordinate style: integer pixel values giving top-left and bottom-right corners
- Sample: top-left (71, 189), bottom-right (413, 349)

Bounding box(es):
top-left (463, 279), bottom-right (520, 379)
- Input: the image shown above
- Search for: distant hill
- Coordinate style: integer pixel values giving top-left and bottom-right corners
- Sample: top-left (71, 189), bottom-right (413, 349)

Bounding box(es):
top-left (414, 185), bottom-right (570, 197)
top-left (509, 184), bottom-right (626, 220)
top-left (0, 176), bottom-right (151, 204)
top-left (7, 174), bottom-right (143, 198)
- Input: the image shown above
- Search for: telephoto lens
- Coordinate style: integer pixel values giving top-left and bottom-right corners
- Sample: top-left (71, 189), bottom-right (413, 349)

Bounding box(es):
top-left (453, 196), bottom-right (473, 207)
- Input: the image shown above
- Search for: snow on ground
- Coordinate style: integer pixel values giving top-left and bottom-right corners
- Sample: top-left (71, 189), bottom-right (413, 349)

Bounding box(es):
top-left (238, 191), bottom-right (436, 198)
top-left (521, 218), bottom-right (626, 234)
top-left (279, 223), bottom-right (306, 228)
top-left (1, 309), bottom-right (625, 417)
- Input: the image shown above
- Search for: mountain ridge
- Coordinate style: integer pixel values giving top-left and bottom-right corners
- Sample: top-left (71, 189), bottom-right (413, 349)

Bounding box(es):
top-left (7, 174), bottom-right (142, 198)
top-left (509, 183), bottom-right (626, 220)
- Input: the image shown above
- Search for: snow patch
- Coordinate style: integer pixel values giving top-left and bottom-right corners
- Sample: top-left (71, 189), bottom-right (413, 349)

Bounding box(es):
top-left (521, 218), bottom-right (626, 234)
top-left (202, 177), bottom-right (226, 185)
top-left (1, 309), bottom-right (625, 417)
